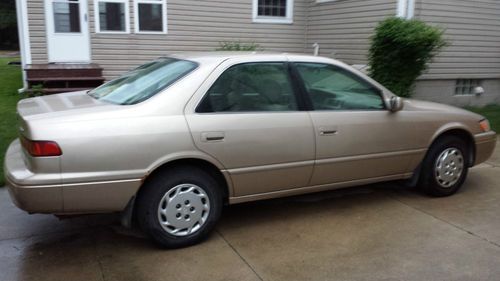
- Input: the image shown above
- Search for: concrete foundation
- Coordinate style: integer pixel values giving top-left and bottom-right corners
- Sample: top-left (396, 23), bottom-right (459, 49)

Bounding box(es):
top-left (414, 79), bottom-right (500, 106)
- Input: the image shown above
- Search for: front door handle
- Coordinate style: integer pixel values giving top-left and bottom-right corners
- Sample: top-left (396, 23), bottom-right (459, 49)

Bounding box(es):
top-left (319, 126), bottom-right (338, 136)
top-left (201, 132), bottom-right (225, 142)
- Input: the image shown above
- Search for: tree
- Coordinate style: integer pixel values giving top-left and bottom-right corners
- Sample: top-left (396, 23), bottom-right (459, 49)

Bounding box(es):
top-left (0, 0), bottom-right (19, 50)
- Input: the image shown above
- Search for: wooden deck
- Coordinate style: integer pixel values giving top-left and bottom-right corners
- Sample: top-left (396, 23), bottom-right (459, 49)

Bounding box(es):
top-left (25, 63), bottom-right (105, 94)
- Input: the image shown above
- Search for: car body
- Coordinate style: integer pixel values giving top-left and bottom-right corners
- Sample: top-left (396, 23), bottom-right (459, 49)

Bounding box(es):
top-left (4, 53), bottom-right (496, 247)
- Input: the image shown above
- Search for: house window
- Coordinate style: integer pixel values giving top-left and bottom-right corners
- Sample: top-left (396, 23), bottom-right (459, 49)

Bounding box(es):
top-left (455, 79), bottom-right (482, 95)
top-left (95, 0), bottom-right (129, 33)
top-left (252, 0), bottom-right (294, 24)
top-left (134, 0), bottom-right (167, 33)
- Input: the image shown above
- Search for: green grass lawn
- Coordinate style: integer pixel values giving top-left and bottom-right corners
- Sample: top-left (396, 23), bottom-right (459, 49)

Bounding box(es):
top-left (0, 57), bottom-right (22, 186)
top-left (466, 105), bottom-right (500, 134)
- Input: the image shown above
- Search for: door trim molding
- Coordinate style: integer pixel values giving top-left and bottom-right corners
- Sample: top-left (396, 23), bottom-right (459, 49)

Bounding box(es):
top-left (229, 173), bottom-right (412, 204)
top-left (315, 148), bottom-right (426, 166)
top-left (226, 160), bottom-right (315, 175)
top-left (226, 148), bottom-right (426, 175)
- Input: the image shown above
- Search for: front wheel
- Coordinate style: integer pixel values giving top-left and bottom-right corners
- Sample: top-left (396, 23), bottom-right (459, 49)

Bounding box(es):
top-left (136, 166), bottom-right (223, 248)
top-left (418, 136), bottom-right (469, 197)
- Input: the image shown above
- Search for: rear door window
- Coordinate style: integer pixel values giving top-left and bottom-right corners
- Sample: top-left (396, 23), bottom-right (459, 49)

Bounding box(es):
top-left (197, 62), bottom-right (298, 112)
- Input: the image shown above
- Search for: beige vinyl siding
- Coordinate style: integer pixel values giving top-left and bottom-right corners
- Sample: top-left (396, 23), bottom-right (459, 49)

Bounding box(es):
top-left (306, 0), bottom-right (395, 64)
top-left (27, 1), bottom-right (48, 63)
top-left (415, 0), bottom-right (500, 79)
top-left (27, 0), bottom-right (500, 83)
top-left (90, 0), bottom-right (309, 79)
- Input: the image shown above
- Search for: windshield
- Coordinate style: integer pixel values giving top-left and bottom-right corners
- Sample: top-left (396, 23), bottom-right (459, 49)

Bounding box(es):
top-left (88, 58), bottom-right (198, 105)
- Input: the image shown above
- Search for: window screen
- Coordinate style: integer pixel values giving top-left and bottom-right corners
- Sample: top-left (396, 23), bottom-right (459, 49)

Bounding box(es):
top-left (98, 1), bottom-right (126, 32)
top-left (455, 79), bottom-right (482, 95)
top-left (137, 0), bottom-right (164, 32)
top-left (257, 0), bottom-right (287, 17)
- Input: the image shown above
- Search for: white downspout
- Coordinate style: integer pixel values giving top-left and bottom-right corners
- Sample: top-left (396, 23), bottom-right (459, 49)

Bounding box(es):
top-left (406, 0), bottom-right (415, 19)
top-left (396, 0), bottom-right (408, 18)
top-left (397, 0), bottom-right (415, 19)
top-left (312, 43), bottom-right (319, 56)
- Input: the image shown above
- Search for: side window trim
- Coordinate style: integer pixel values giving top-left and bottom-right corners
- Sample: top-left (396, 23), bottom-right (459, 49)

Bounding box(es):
top-left (287, 62), bottom-right (313, 111)
top-left (195, 61), bottom-right (305, 114)
top-left (290, 62), bottom-right (387, 111)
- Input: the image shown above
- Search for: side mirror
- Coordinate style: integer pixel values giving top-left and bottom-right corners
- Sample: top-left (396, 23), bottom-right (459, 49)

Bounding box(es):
top-left (389, 96), bottom-right (404, 112)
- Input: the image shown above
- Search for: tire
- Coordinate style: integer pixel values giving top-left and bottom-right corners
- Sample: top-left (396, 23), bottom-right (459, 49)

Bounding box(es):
top-left (418, 136), bottom-right (469, 197)
top-left (135, 165), bottom-right (223, 248)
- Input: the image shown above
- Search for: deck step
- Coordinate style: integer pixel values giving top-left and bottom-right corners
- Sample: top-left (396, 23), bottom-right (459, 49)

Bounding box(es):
top-left (27, 76), bottom-right (105, 82)
top-left (25, 63), bottom-right (103, 79)
top-left (25, 63), bottom-right (105, 95)
top-left (25, 87), bottom-right (92, 94)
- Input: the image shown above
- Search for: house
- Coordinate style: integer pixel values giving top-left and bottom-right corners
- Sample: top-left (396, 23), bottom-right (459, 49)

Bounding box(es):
top-left (15, 0), bottom-right (500, 106)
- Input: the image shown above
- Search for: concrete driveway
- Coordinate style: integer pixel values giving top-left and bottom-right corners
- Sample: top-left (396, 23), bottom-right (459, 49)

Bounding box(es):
top-left (1, 143), bottom-right (499, 281)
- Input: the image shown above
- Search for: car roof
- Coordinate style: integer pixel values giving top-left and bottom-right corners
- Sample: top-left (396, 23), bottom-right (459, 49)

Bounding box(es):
top-left (164, 52), bottom-right (336, 65)
top-left (161, 51), bottom-right (386, 94)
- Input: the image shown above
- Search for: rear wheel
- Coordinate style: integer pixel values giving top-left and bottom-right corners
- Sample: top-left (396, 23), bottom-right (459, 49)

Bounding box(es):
top-left (136, 166), bottom-right (223, 248)
top-left (418, 136), bottom-right (469, 197)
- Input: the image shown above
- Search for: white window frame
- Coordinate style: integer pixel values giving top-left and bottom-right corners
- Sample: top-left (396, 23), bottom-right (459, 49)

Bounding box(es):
top-left (252, 0), bottom-right (294, 24)
top-left (454, 79), bottom-right (482, 96)
top-left (94, 0), bottom-right (130, 34)
top-left (134, 0), bottom-right (167, 34)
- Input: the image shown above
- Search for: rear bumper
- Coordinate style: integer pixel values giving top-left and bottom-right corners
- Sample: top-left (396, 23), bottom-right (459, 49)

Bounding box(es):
top-left (5, 177), bottom-right (63, 213)
top-left (4, 139), bottom-right (63, 213)
top-left (4, 139), bottom-right (141, 214)
top-left (474, 131), bottom-right (497, 165)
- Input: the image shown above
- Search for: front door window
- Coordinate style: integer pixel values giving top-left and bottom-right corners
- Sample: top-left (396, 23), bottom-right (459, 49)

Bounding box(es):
top-left (295, 63), bottom-right (385, 111)
top-left (53, 0), bottom-right (81, 33)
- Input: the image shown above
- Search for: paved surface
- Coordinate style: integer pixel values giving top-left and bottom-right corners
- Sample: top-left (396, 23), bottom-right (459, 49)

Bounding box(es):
top-left (1, 143), bottom-right (499, 281)
top-left (0, 51), bottom-right (20, 57)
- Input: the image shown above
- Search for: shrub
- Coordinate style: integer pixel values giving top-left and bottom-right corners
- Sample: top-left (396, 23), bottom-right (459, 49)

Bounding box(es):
top-left (368, 17), bottom-right (447, 97)
top-left (216, 41), bottom-right (260, 51)
top-left (22, 84), bottom-right (44, 98)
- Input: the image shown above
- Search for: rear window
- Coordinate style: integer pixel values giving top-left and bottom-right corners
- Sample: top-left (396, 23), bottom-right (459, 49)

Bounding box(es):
top-left (88, 58), bottom-right (198, 105)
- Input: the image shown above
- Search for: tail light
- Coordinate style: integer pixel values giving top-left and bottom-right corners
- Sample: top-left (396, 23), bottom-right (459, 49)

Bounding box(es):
top-left (479, 119), bottom-right (491, 132)
top-left (21, 137), bottom-right (62, 157)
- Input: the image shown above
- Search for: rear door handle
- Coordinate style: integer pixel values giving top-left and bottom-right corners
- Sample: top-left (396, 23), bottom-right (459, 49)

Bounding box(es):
top-left (201, 132), bottom-right (225, 142)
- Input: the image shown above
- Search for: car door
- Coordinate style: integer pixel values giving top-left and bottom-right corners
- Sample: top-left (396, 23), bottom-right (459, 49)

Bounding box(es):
top-left (185, 60), bottom-right (315, 197)
top-left (292, 62), bottom-right (421, 186)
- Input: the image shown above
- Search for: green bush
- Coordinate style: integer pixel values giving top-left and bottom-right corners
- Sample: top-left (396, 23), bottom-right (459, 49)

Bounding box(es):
top-left (368, 17), bottom-right (446, 97)
top-left (216, 41), bottom-right (260, 51)
top-left (22, 84), bottom-right (44, 97)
